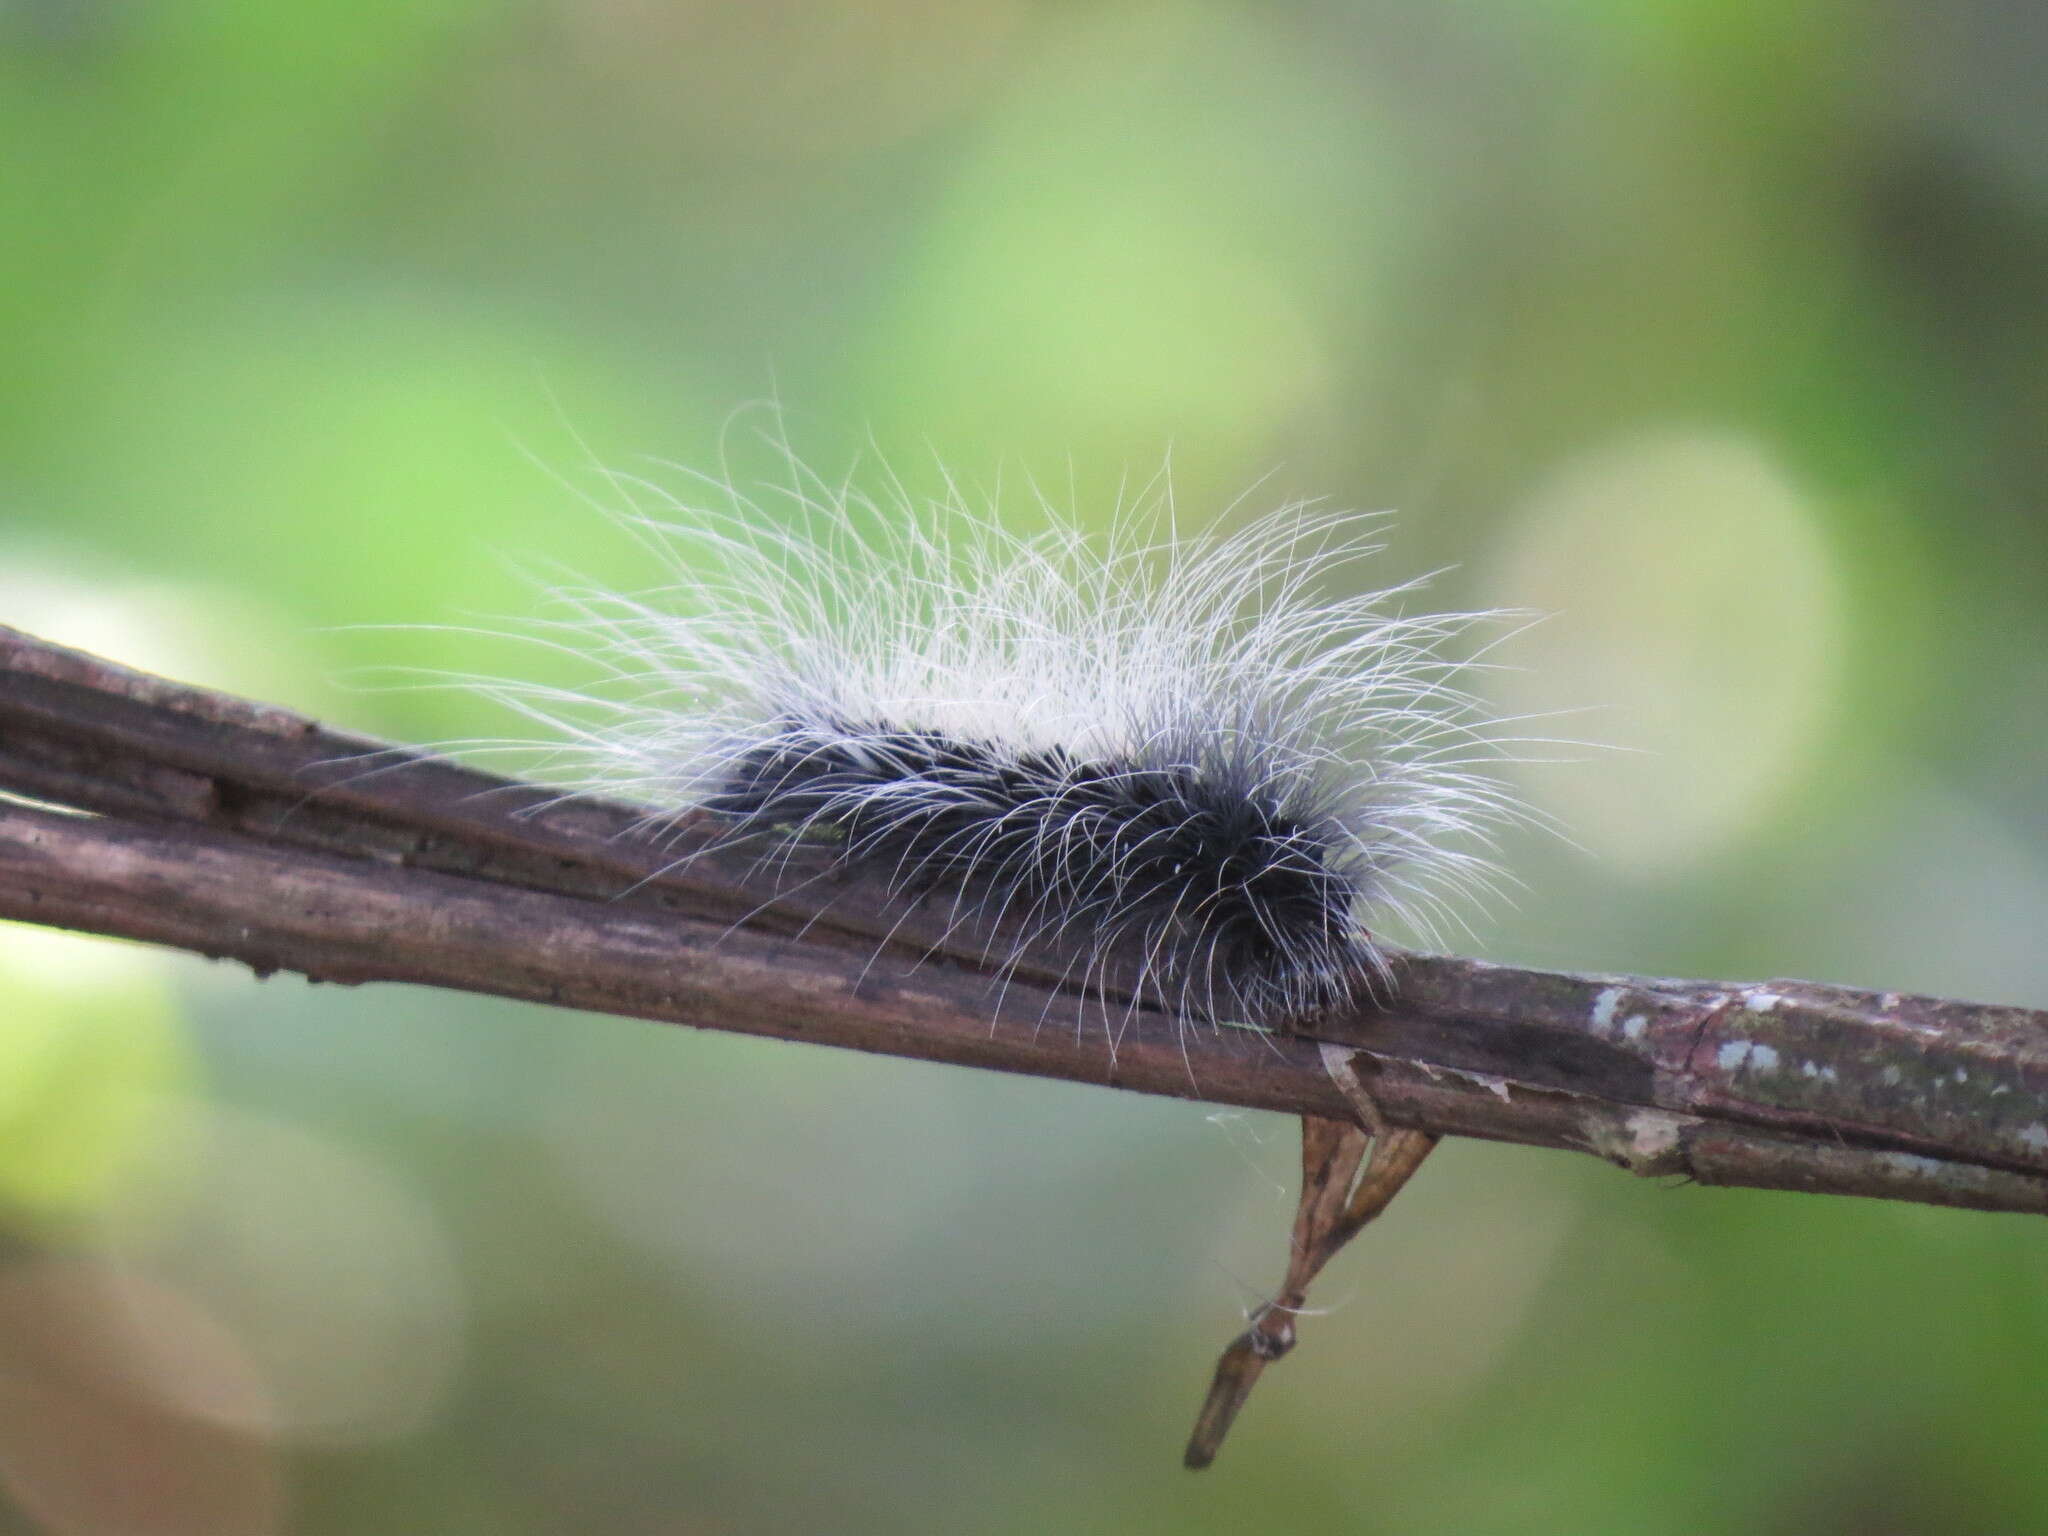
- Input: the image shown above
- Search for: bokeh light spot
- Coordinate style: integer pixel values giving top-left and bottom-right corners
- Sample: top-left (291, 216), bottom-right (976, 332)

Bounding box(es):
top-left (0, 1259), bottom-right (284, 1536)
top-left (93, 1104), bottom-right (467, 1447)
top-left (0, 926), bottom-right (195, 1228)
top-left (1487, 428), bottom-right (1846, 874)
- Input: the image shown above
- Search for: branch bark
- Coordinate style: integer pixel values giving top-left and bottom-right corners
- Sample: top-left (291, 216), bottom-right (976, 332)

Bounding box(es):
top-left (3, 623), bottom-right (2046, 1218)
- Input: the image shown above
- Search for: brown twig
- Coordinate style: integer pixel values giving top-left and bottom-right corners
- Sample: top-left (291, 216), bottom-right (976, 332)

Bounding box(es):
top-left (2, 620), bottom-right (2046, 1219)
top-left (1182, 1121), bottom-right (1439, 1468)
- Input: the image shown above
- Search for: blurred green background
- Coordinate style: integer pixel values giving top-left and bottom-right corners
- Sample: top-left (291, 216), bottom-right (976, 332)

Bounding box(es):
top-left (5, 1), bottom-right (2048, 1532)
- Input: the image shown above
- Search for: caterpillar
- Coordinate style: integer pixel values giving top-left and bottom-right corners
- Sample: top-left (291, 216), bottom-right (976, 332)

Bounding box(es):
top-left (467, 441), bottom-right (1526, 1032)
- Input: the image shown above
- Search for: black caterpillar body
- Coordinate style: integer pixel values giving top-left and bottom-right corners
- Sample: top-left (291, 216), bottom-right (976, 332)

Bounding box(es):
top-left (708, 719), bottom-right (1367, 1024)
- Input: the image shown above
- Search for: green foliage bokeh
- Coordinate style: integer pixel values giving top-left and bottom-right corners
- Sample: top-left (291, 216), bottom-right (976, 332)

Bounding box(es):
top-left (4, 3), bottom-right (2047, 1532)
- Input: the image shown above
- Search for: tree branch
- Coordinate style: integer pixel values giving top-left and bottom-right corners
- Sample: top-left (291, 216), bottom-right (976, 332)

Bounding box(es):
top-left (3, 623), bottom-right (2045, 1218)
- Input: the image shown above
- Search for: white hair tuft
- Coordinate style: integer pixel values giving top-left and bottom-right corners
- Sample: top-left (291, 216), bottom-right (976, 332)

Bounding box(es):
top-left (462, 433), bottom-right (1532, 1031)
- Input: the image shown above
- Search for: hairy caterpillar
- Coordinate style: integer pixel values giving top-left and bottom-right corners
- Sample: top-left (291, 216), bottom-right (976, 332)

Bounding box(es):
top-left (465, 441), bottom-right (1526, 1031)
